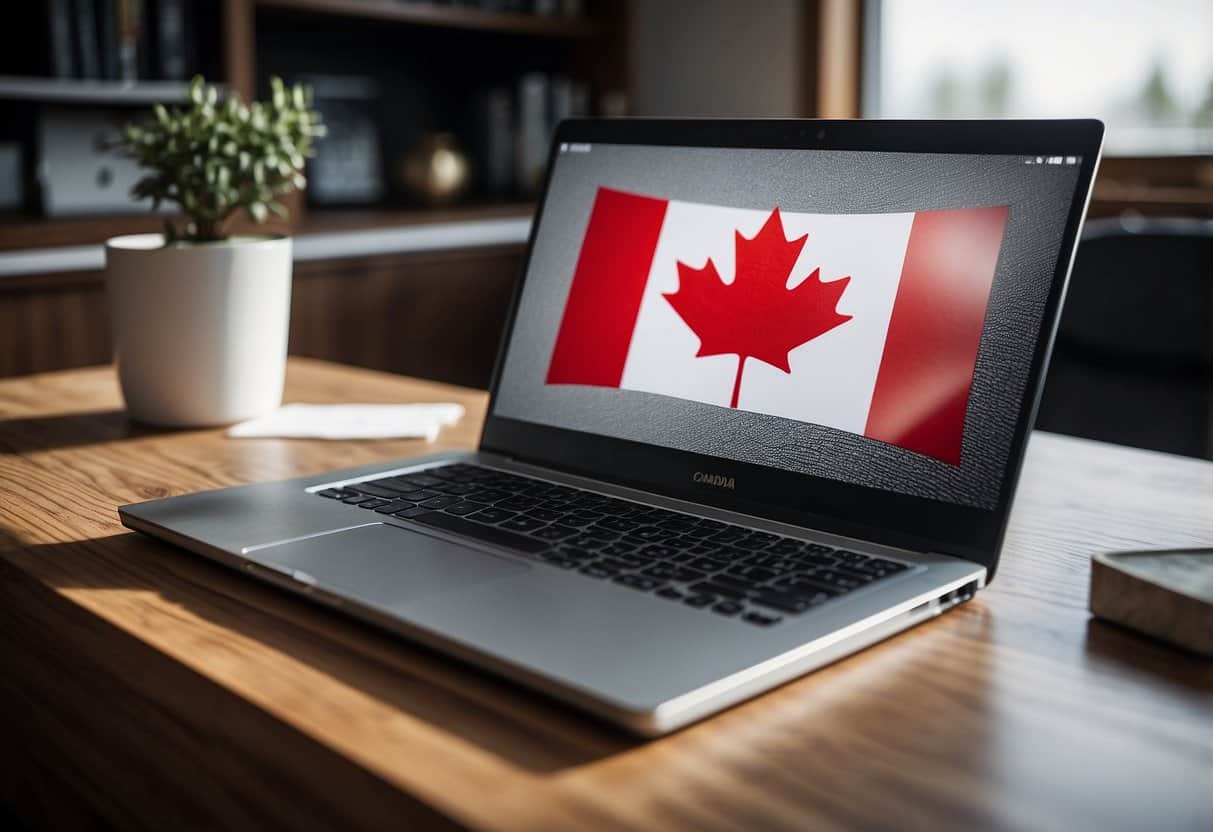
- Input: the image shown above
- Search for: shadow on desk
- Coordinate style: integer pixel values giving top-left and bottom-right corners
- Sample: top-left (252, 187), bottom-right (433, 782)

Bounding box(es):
top-left (0, 410), bottom-right (189, 455)
top-left (1, 531), bottom-right (639, 774)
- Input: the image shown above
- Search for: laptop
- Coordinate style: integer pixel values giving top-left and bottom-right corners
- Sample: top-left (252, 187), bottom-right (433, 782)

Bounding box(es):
top-left (120, 118), bottom-right (1104, 735)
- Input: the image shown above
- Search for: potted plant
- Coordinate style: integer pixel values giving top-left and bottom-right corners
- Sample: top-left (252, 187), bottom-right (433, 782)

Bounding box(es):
top-left (106, 75), bottom-right (324, 426)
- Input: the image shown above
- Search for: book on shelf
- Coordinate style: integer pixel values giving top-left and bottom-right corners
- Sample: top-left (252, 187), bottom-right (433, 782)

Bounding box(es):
top-left (73, 0), bottom-right (102, 80)
top-left (49, 0), bottom-right (76, 78)
top-left (475, 87), bottom-right (515, 196)
top-left (155, 0), bottom-right (191, 81)
top-left (515, 72), bottom-right (548, 196)
top-left (117, 0), bottom-right (145, 82)
top-left (37, 0), bottom-right (195, 84)
top-left (99, 0), bottom-right (122, 80)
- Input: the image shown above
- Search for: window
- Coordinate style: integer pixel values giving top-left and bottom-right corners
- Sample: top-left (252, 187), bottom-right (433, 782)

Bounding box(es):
top-left (864, 0), bottom-right (1213, 155)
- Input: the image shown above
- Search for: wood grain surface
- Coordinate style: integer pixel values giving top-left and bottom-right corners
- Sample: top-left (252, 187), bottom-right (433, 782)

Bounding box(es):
top-left (1, 359), bottom-right (1210, 831)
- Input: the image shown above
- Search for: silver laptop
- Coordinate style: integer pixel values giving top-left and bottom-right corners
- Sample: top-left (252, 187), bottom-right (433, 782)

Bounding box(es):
top-left (121, 118), bottom-right (1104, 735)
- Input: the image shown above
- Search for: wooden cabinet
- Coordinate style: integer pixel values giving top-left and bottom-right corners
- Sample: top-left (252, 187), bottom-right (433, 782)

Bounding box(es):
top-left (0, 244), bottom-right (523, 387)
top-left (289, 245), bottom-right (523, 389)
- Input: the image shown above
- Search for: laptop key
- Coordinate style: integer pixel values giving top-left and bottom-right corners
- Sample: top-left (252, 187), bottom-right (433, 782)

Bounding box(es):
top-left (832, 564), bottom-right (879, 582)
top-left (683, 594), bottom-right (715, 608)
top-left (641, 544), bottom-right (679, 559)
top-left (374, 499), bottom-right (419, 514)
top-left (712, 601), bottom-right (744, 616)
top-left (712, 573), bottom-right (759, 592)
top-left (358, 499), bottom-right (390, 510)
top-left (742, 611), bottom-right (782, 627)
top-left (407, 511), bottom-right (548, 553)
top-left (729, 565), bottom-right (778, 582)
top-left (500, 515), bottom-right (546, 533)
top-left (810, 569), bottom-right (867, 591)
top-left (532, 525), bottom-right (578, 541)
top-left (643, 565), bottom-right (706, 583)
top-left (467, 508), bottom-right (515, 524)
top-left (541, 553), bottom-right (579, 569)
top-left (349, 484), bottom-right (405, 500)
top-left (580, 562), bottom-right (620, 579)
top-left (797, 552), bottom-right (840, 568)
top-left (656, 587), bottom-right (684, 600)
top-left (835, 550), bottom-right (871, 565)
top-left (599, 517), bottom-right (640, 532)
top-left (342, 494), bottom-right (374, 505)
top-left (393, 506), bottom-right (432, 519)
top-left (600, 542), bottom-right (640, 556)
top-left (564, 534), bottom-right (607, 549)
top-left (369, 477), bottom-right (422, 494)
top-left (317, 488), bottom-right (345, 499)
top-left (420, 495), bottom-right (461, 510)
top-left (690, 581), bottom-right (748, 600)
top-left (443, 501), bottom-right (482, 516)
top-left (401, 474), bottom-right (443, 488)
top-left (614, 574), bottom-right (663, 592)
top-left (775, 576), bottom-right (840, 597)
top-left (750, 591), bottom-right (812, 614)
top-left (468, 489), bottom-right (512, 504)
top-left (526, 507), bottom-right (563, 522)
top-left (686, 557), bottom-right (727, 573)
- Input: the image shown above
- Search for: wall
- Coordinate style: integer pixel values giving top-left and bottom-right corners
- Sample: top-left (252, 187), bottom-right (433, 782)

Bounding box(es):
top-left (629, 0), bottom-right (805, 118)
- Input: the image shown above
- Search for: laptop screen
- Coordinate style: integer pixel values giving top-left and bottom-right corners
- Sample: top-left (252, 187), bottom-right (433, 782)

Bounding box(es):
top-left (490, 142), bottom-right (1085, 511)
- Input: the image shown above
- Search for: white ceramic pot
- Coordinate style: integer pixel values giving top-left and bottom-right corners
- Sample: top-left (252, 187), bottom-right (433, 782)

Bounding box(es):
top-left (105, 233), bottom-right (292, 427)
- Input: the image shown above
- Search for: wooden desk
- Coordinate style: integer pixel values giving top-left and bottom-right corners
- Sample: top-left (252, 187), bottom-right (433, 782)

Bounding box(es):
top-left (1, 359), bottom-right (1210, 830)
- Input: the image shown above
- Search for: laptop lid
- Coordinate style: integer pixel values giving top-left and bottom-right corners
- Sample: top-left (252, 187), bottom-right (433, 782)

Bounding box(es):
top-left (480, 119), bottom-right (1103, 578)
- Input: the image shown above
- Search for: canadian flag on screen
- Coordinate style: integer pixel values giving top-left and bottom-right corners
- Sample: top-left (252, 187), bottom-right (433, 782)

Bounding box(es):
top-left (545, 187), bottom-right (1009, 465)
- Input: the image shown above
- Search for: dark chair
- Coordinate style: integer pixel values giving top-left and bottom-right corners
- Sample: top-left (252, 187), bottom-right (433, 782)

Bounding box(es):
top-left (1035, 216), bottom-right (1213, 460)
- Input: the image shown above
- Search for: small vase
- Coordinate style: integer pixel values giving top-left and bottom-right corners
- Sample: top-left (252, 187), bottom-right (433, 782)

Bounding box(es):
top-left (399, 132), bottom-right (471, 206)
top-left (105, 233), bottom-right (293, 427)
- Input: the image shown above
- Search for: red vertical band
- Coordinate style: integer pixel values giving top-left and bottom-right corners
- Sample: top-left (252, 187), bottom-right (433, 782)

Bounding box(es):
top-left (864, 205), bottom-right (1009, 465)
top-left (545, 187), bottom-right (669, 387)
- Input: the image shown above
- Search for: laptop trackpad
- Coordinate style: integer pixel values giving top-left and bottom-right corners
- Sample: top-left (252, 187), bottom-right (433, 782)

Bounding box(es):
top-left (254, 523), bottom-right (529, 608)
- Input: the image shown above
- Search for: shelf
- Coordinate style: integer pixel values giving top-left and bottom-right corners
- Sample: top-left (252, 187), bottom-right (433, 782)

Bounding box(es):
top-left (0, 211), bottom-right (290, 252)
top-left (0, 203), bottom-right (535, 281)
top-left (255, 0), bottom-right (606, 38)
top-left (0, 77), bottom-right (209, 106)
top-left (301, 203), bottom-right (534, 233)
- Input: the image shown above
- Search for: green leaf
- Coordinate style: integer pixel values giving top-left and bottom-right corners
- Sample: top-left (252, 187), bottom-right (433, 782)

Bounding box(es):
top-left (116, 74), bottom-right (320, 242)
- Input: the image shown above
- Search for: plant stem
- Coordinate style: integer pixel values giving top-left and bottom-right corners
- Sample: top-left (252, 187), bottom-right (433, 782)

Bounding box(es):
top-left (730, 356), bottom-right (746, 408)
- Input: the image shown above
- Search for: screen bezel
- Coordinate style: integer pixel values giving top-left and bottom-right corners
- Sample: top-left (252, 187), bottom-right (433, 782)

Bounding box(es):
top-left (479, 118), bottom-right (1104, 578)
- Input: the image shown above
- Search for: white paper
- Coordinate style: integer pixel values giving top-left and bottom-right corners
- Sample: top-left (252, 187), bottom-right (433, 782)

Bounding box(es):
top-left (227, 402), bottom-right (465, 441)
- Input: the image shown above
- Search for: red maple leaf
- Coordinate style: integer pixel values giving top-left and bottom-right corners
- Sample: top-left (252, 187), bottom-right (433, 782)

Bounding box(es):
top-left (663, 208), bottom-right (853, 408)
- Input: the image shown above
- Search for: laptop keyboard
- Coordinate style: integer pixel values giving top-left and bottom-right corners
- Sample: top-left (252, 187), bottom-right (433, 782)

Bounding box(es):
top-left (315, 463), bottom-right (911, 627)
